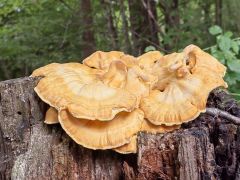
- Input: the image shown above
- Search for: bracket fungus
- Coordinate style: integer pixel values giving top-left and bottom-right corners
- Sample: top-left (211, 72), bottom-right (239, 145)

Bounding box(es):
top-left (100, 60), bottom-right (127, 88)
top-left (83, 51), bottom-right (125, 70)
top-left (140, 45), bottom-right (227, 126)
top-left (32, 62), bottom-right (137, 121)
top-left (183, 44), bottom-right (226, 76)
top-left (120, 54), bottom-right (139, 68)
top-left (141, 119), bottom-right (181, 134)
top-left (58, 109), bottom-right (144, 150)
top-left (124, 66), bottom-right (158, 105)
top-left (138, 51), bottom-right (163, 70)
top-left (114, 135), bottom-right (137, 154)
top-left (32, 44), bottom-right (228, 153)
top-left (44, 107), bottom-right (59, 124)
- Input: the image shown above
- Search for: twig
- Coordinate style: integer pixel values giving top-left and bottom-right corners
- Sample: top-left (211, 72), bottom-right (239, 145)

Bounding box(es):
top-left (141, 0), bottom-right (165, 37)
top-left (59, 18), bottom-right (72, 49)
top-left (132, 31), bottom-right (170, 53)
top-left (230, 92), bottom-right (240, 97)
top-left (206, 107), bottom-right (240, 125)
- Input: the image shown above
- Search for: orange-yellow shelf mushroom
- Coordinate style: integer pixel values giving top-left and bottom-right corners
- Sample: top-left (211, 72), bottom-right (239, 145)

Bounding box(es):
top-left (100, 60), bottom-right (127, 88)
top-left (83, 51), bottom-right (125, 70)
top-left (44, 106), bottom-right (179, 153)
top-left (83, 51), bottom-right (141, 71)
top-left (124, 65), bottom-right (158, 105)
top-left (58, 109), bottom-right (144, 150)
top-left (44, 107), bottom-right (59, 124)
top-left (32, 45), bottom-right (228, 153)
top-left (114, 135), bottom-right (137, 154)
top-left (83, 51), bottom-right (159, 105)
top-left (138, 51), bottom-right (163, 70)
top-left (140, 119), bottom-right (181, 134)
top-left (31, 62), bottom-right (137, 121)
top-left (99, 59), bottom-right (158, 106)
top-left (183, 44), bottom-right (226, 77)
top-left (140, 45), bottom-right (227, 126)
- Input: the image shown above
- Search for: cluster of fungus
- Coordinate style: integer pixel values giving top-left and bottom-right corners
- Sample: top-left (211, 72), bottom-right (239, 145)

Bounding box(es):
top-left (31, 44), bottom-right (227, 154)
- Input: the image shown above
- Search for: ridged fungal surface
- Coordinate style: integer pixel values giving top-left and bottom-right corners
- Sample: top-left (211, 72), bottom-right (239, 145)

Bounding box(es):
top-left (32, 45), bottom-right (227, 153)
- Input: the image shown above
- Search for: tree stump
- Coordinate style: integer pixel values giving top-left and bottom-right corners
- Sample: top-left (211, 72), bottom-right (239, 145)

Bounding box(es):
top-left (0, 77), bottom-right (240, 180)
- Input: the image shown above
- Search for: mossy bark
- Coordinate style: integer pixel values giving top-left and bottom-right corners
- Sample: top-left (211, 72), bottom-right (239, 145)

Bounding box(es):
top-left (0, 77), bottom-right (240, 180)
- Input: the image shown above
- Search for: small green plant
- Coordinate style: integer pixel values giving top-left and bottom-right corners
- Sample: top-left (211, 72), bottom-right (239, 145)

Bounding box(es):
top-left (207, 25), bottom-right (240, 99)
top-left (144, 45), bottom-right (156, 52)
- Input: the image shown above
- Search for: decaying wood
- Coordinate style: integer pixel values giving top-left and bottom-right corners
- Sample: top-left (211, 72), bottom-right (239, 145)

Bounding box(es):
top-left (0, 77), bottom-right (240, 180)
top-left (206, 107), bottom-right (240, 125)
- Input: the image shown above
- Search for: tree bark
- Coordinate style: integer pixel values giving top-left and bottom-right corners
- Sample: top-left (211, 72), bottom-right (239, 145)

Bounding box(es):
top-left (1, 77), bottom-right (240, 179)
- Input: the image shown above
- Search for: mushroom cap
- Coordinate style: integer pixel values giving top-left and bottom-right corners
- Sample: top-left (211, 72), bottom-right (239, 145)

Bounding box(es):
top-left (100, 61), bottom-right (127, 88)
top-left (32, 62), bottom-right (102, 78)
top-left (141, 119), bottom-right (180, 134)
top-left (83, 51), bottom-right (124, 70)
top-left (124, 66), bottom-right (158, 105)
top-left (32, 63), bottom-right (137, 121)
top-left (114, 135), bottom-right (137, 154)
top-left (120, 54), bottom-right (139, 68)
top-left (44, 107), bottom-right (59, 124)
top-left (140, 47), bottom-right (227, 126)
top-left (58, 109), bottom-right (144, 150)
top-left (138, 51), bottom-right (163, 69)
top-left (100, 60), bottom-right (157, 106)
top-left (184, 44), bottom-right (226, 76)
top-left (67, 82), bottom-right (137, 120)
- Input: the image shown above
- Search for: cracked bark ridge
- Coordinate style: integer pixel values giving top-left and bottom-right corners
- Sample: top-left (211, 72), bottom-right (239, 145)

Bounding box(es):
top-left (137, 127), bottom-right (216, 180)
top-left (0, 77), bottom-right (240, 180)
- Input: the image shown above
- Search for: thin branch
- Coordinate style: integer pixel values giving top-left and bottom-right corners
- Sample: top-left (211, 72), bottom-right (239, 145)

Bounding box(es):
top-left (132, 31), bottom-right (170, 53)
top-left (230, 92), bottom-right (240, 97)
top-left (159, 0), bottom-right (167, 12)
top-left (206, 107), bottom-right (240, 125)
top-left (59, 18), bottom-right (72, 49)
top-left (141, 0), bottom-right (165, 37)
top-left (141, 0), bottom-right (155, 20)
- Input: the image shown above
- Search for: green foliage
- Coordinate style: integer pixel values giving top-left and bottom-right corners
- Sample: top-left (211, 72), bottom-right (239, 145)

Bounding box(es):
top-left (208, 26), bottom-right (240, 98)
top-left (144, 45), bottom-right (156, 52)
top-left (209, 25), bottom-right (222, 35)
top-left (0, 0), bottom-right (81, 79)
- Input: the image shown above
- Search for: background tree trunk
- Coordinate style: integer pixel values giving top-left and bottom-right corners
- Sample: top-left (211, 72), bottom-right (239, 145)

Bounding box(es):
top-left (101, 0), bottom-right (119, 50)
top-left (1, 77), bottom-right (240, 179)
top-left (119, 0), bottom-right (132, 54)
top-left (159, 0), bottom-right (180, 51)
top-left (128, 0), bottom-right (159, 55)
top-left (80, 0), bottom-right (96, 58)
top-left (215, 0), bottom-right (222, 27)
top-left (0, 60), bottom-right (11, 80)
